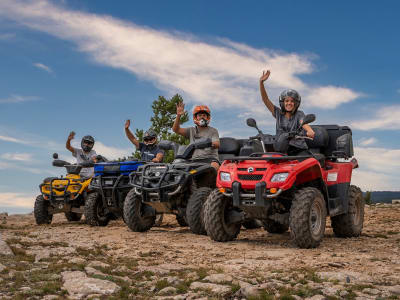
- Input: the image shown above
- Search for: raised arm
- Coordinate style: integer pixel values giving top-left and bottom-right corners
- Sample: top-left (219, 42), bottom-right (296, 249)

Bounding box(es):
top-left (124, 120), bottom-right (140, 149)
top-left (66, 131), bottom-right (75, 154)
top-left (259, 70), bottom-right (275, 116)
top-left (172, 102), bottom-right (188, 136)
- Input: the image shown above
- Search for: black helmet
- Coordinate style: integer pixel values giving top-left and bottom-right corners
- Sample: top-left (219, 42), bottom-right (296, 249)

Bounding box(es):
top-left (81, 135), bottom-right (95, 152)
top-left (279, 89), bottom-right (301, 113)
top-left (143, 129), bottom-right (157, 145)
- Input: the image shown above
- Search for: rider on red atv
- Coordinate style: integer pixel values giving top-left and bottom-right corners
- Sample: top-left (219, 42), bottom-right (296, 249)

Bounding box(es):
top-left (259, 69), bottom-right (315, 154)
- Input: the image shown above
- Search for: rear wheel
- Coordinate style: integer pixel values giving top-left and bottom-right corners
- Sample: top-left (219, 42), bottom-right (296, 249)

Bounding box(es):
top-left (204, 189), bottom-right (241, 242)
top-left (186, 187), bottom-right (212, 235)
top-left (331, 185), bottom-right (364, 237)
top-left (263, 219), bottom-right (289, 234)
top-left (84, 192), bottom-right (110, 226)
top-left (64, 211), bottom-right (82, 222)
top-left (289, 187), bottom-right (327, 248)
top-left (34, 195), bottom-right (53, 225)
top-left (123, 189), bottom-right (155, 232)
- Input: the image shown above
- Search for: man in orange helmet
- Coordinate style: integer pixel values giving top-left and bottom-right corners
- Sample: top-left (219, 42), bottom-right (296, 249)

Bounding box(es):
top-left (173, 101), bottom-right (220, 170)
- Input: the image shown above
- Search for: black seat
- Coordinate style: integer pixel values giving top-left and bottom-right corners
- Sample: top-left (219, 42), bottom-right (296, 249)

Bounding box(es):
top-left (304, 126), bottom-right (330, 167)
top-left (218, 137), bottom-right (240, 161)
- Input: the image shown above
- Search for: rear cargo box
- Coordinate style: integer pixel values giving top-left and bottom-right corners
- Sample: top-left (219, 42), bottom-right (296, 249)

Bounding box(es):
top-left (94, 161), bottom-right (143, 176)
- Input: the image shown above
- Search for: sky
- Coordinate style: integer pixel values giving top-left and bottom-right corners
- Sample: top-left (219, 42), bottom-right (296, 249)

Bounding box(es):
top-left (0, 0), bottom-right (399, 214)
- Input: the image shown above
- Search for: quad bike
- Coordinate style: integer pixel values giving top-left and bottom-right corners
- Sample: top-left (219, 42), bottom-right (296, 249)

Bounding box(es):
top-left (204, 115), bottom-right (364, 248)
top-left (34, 153), bottom-right (98, 225)
top-left (124, 138), bottom-right (224, 234)
top-left (86, 160), bottom-right (163, 226)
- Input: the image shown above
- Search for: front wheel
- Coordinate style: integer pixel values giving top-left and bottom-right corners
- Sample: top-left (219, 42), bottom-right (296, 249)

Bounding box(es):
top-left (84, 192), bottom-right (110, 226)
top-left (123, 189), bottom-right (155, 232)
top-left (34, 195), bottom-right (53, 225)
top-left (186, 187), bottom-right (212, 235)
top-left (331, 185), bottom-right (364, 237)
top-left (204, 189), bottom-right (241, 242)
top-left (289, 187), bottom-right (327, 248)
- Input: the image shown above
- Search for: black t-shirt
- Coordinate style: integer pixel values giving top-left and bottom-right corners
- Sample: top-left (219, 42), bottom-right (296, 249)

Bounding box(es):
top-left (138, 143), bottom-right (164, 162)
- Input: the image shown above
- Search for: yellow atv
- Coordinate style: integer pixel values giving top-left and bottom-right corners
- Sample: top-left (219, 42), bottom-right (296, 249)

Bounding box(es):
top-left (34, 153), bottom-right (95, 225)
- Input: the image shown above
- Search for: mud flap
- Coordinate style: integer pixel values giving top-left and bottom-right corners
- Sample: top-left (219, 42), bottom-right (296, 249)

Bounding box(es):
top-left (255, 182), bottom-right (266, 206)
top-left (232, 181), bottom-right (241, 207)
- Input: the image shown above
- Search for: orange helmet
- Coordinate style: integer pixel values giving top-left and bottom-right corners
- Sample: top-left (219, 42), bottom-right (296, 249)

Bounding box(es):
top-left (193, 105), bottom-right (211, 127)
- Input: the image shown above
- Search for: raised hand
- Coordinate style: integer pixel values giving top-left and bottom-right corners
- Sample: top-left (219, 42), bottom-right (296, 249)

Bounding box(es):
top-left (260, 70), bottom-right (271, 83)
top-left (176, 102), bottom-right (185, 116)
top-left (125, 119), bottom-right (131, 129)
top-left (68, 131), bottom-right (75, 140)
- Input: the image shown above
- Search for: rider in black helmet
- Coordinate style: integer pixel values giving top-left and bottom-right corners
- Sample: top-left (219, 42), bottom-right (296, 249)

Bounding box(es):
top-left (124, 120), bottom-right (164, 162)
top-left (66, 132), bottom-right (98, 177)
top-left (259, 69), bottom-right (315, 154)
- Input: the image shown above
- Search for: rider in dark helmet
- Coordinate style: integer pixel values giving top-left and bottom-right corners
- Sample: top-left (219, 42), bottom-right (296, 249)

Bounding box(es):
top-left (259, 69), bottom-right (315, 154)
top-left (66, 132), bottom-right (98, 177)
top-left (124, 120), bottom-right (164, 162)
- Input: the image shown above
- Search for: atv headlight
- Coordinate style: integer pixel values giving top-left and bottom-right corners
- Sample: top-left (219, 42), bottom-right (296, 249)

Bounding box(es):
top-left (271, 172), bottom-right (289, 182)
top-left (220, 172), bottom-right (231, 182)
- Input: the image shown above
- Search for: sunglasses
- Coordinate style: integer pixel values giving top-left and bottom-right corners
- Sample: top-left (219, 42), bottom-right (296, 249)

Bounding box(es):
top-left (144, 137), bottom-right (155, 142)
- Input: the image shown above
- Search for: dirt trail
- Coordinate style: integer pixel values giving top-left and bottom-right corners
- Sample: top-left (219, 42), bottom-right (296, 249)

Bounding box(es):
top-left (0, 204), bottom-right (399, 299)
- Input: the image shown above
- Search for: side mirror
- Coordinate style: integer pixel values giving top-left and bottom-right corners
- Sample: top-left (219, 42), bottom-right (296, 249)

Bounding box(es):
top-left (246, 118), bottom-right (257, 128)
top-left (302, 114), bottom-right (316, 125)
top-left (53, 153), bottom-right (59, 159)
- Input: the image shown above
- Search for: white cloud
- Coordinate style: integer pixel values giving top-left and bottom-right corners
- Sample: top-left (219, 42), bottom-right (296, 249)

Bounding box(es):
top-left (305, 86), bottom-right (361, 109)
top-left (0, 192), bottom-right (35, 209)
top-left (358, 137), bottom-right (377, 146)
top-left (71, 140), bottom-right (132, 160)
top-left (0, 94), bottom-right (39, 104)
top-left (33, 62), bottom-right (53, 73)
top-left (351, 146), bottom-right (400, 191)
top-left (0, 134), bottom-right (28, 144)
top-left (352, 105), bottom-right (400, 130)
top-left (1, 153), bottom-right (33, 162)
top-left (0, 0), bottom-right (361, 113)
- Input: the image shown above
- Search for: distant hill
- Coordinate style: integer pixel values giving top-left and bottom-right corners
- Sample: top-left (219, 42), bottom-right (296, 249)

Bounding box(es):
top-left (363, 191), bottom-right (400, 203)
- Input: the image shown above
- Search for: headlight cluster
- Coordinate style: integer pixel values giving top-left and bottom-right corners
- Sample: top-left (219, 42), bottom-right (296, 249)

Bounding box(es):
top-left (220, 172), bottom-right (231, 182)
top-left (270, 172), bottom-right (289, 182)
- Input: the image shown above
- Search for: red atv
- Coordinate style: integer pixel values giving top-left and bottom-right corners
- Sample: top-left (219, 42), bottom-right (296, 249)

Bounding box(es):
top-left (204, 115), bottom-right (364, 248)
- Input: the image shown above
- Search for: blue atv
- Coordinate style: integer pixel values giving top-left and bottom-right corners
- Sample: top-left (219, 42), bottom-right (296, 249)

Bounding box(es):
top-left (85, 160), bottom-right (153, 226)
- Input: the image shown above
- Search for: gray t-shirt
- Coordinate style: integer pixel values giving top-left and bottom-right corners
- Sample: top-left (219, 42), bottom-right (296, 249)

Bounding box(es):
top-left (72, 148), bottom-right (97, 178)
top-left (273, 105), bottom-right (307, 150)
top-left (184, 126), bottom-right (219, 160)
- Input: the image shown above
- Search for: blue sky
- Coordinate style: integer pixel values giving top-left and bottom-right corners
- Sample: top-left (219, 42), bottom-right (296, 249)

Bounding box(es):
top-left (1, 0), bottom-right (399, 214)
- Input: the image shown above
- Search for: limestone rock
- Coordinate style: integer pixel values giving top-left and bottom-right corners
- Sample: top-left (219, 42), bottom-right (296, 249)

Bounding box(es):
top-left (61, 271), bottom-right (120, 299)
top-left (203, 273), bottom-right (233, 284)
top-left (190, 282), bottom-right (231, 295)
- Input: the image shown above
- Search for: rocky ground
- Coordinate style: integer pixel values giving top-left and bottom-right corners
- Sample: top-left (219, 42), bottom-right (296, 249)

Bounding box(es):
top-left (0, 204), bottom-right (399, 300)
